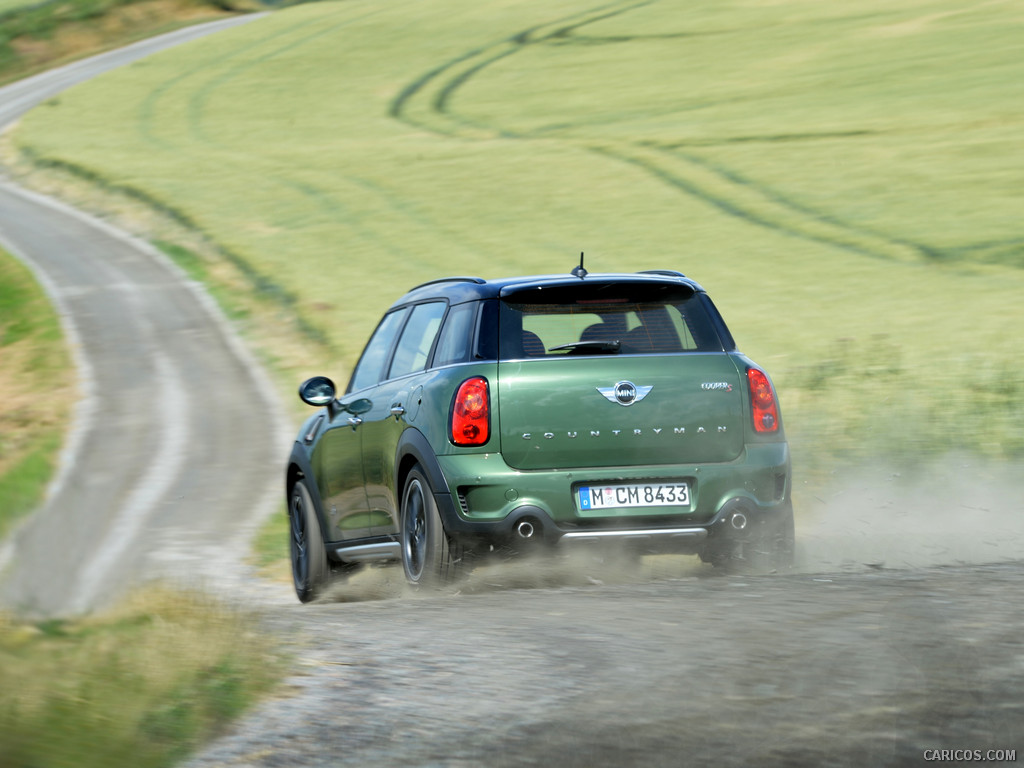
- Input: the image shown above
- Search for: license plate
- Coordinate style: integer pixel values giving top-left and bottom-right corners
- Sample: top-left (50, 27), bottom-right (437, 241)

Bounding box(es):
top-left (577, 482), bottom-right (690, 511)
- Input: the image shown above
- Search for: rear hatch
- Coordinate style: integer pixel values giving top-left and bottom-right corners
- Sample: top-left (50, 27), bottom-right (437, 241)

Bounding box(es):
top-left (495, 279), bottom-right (745, 471)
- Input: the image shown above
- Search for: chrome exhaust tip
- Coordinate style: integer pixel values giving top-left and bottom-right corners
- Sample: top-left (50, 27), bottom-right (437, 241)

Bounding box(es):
top-left (516, 520), bottom-right (536, 539)
top-left (730, 512), bottom-right (748, 531)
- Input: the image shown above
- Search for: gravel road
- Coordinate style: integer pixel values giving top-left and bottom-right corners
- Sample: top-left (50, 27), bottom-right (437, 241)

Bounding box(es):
top-left (0, 15), bottom-right (280, 617)
top-left (187, 464), bottom-right (1024, 767)
top-left (186, 557), bottom-right (1024, 768)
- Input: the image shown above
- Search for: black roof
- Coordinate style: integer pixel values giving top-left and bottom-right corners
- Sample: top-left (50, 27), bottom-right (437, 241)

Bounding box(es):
top-left (394, 270), bottom-right (706, 309)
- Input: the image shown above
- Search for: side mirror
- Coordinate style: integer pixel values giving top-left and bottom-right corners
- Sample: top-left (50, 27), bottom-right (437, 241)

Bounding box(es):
top-left (298, 376), bottom-right (336, 407)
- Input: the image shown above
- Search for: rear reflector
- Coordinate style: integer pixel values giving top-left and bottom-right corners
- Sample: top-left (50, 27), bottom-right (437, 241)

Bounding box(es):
top-left (747, 368), bottom-right (779, 433)
top-left (450, 376), bottom-right (490, 446)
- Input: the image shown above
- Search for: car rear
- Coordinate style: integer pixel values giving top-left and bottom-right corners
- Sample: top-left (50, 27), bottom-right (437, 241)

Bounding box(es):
top-left (435, 273), bottom-right (792, 570)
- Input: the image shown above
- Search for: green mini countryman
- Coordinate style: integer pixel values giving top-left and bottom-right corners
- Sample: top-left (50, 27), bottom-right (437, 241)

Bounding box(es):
top-left (286, 265), bottom-right (793, 601)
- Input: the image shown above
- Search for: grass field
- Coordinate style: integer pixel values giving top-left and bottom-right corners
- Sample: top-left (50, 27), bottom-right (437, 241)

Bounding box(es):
top-left (0, 588), bottom-right (281, 768)
top-left (0, 248), bottom-right (73, 539)
top-left (9, 0), bottom-right (1024, 474)
top-left (0, 0), bottom-right (36, 14)
top-left (0, 0), bottom-right (46, 14)
top-left (0, 0), bottom-right (258, 85)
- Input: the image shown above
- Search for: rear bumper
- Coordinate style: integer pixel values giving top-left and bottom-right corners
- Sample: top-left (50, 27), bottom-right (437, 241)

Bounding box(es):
top-left (433, 442), bottom-right (791, 553)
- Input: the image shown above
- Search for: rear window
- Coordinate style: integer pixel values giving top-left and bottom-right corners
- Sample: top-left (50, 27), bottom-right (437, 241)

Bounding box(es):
top-left (498, 283), bottom-right (724, 360)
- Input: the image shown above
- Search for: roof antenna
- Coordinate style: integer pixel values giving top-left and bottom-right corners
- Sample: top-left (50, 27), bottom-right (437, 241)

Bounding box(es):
top-left (571, 252), bottom-right (588, 279)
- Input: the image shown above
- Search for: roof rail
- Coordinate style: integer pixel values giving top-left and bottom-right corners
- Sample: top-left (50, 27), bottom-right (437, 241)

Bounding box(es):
top-left (637, 269), bottom-right (686, 278)
top-left (407, 276), bottom-right (487, 292)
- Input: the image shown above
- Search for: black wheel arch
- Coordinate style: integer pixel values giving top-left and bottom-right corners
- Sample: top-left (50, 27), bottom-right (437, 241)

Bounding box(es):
top-left (394, 428), bottom-right (450, 505)
top-left (286, 442), bottom-right (332, 554)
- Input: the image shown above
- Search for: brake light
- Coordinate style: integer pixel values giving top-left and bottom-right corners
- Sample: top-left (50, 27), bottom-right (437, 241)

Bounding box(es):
top-left (450, 377), bottom-right (490, 446)
top-left (747, 368), bottom-right (779, 433)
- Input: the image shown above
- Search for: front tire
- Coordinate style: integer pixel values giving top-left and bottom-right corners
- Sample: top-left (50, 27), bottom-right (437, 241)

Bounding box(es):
top-left (400, 466), bottom-right (462, 586)
top-left (290, 478), bottom-right (330, 603)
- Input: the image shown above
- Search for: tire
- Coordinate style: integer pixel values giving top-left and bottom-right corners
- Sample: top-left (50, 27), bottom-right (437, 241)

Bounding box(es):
top-left (703, 505), bottom-right (795, 575)
top-left (746, 507), bottom-right (795, 574)
top-left (400, 466), bottom-right (463, 586)
top-left (289, 477), bottom-right (330, 603)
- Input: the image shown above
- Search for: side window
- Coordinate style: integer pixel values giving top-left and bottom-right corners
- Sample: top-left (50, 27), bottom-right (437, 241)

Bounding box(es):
top-left (349, 308), bottom-right (408, 392)
top-left (475, 299), bottom-right (499, 361)
top-left (433, 302), bottom-right (477, 367)
top-left (388, 302), bottom-right (447, 379)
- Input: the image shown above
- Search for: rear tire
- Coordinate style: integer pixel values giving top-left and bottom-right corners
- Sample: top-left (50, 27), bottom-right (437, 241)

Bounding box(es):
top-left (400, 466), bottom-right (463, 587)
top-left (746, 508), bottom-right (795, 574)
top-left (704, 505), bottom-right (795, 575)
top-left (290, 478), bottom-right (330, 603)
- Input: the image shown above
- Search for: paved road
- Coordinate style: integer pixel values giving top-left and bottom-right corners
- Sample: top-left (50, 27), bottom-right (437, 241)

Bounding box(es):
top-left (0, 14), bottom-right (287, 616)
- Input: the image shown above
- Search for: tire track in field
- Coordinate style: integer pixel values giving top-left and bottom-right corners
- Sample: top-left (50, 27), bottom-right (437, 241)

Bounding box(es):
top-left (174, 1), bottom-right (481, 273)
top-left (31, 4), bottom-right (430, 344)
top-left (137, 2), bottom-right (447, 276)
top-left (595, 144), bottom-right (929, 263)
top-left (390, 0), bottom-right (653, 139)
top-left (19, 13), bottom-right (358, 345)
top-left (183, 3), bottom-right (388, 148)
top-left (181, 3), bottom-right (442, 271)
top-left (133, 6), bottom-right (383, 217)
top-left (137, 9), bottom-right (343, 151)
top-left (388, 0), bottom-right (939, 265)
top-left (173, 1), bottom-right (515, 276)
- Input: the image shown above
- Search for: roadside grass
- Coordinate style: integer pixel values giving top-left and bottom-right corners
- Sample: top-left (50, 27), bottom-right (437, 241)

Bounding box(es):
top-left (0, 202), bottom-right (285, 768)
top-left (250, 503), bottom-right (290, 585)
top-left (0, 0), bottom-right (38, 16)
top-left (0, 8), bottom-right (294, 768)
top-left (0, 248), bottom-right (72, 539)
top-left (0, 0), bottom-right (267, 85)
top-left (0, 587), bottom-right (282, 768)
top-left (9, 0), bottom-right (1024, 486)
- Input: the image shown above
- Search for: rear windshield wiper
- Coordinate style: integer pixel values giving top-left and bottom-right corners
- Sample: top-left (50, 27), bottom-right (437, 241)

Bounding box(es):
top-left (548, 340), bottom-right (622, 354)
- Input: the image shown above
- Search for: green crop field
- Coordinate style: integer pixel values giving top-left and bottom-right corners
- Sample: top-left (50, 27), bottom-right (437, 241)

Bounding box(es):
top-left (12, 0), bottom-right (1024, 472)
top-left (0, 0), bottom-right (39, 14)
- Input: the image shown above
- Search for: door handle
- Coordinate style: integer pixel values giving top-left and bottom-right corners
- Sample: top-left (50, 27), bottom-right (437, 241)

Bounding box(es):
top-left (390, 404), bottom-right (406, 418)
top-left (347, 416), bottom-right (363, 428)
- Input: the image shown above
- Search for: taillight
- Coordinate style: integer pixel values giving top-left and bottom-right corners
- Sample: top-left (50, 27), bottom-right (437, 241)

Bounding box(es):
top-left (747, 368), bottom-right (779, 433)
top-left (450, 377), bottom-right (490, 446)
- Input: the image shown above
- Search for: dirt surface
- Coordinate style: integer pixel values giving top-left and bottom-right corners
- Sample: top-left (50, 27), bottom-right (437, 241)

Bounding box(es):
top-left (0, 15), bottom-right (281, 617)
top-left (181, 458), bottom-right (1024, 767)
top-left (186, 556), bottom-right (1023, 768)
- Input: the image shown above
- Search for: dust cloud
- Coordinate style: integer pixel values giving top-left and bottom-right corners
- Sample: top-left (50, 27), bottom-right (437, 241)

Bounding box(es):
top-left (312, 455), bottom-right (1024, 605)
top-left (319, 549), bottom-right (705, 605)
top-left (794, 455), bottom-right (1024, 573)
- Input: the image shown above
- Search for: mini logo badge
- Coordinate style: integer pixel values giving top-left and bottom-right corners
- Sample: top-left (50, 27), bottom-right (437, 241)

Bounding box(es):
top-left (597, 381), bottom-right (653, 406)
